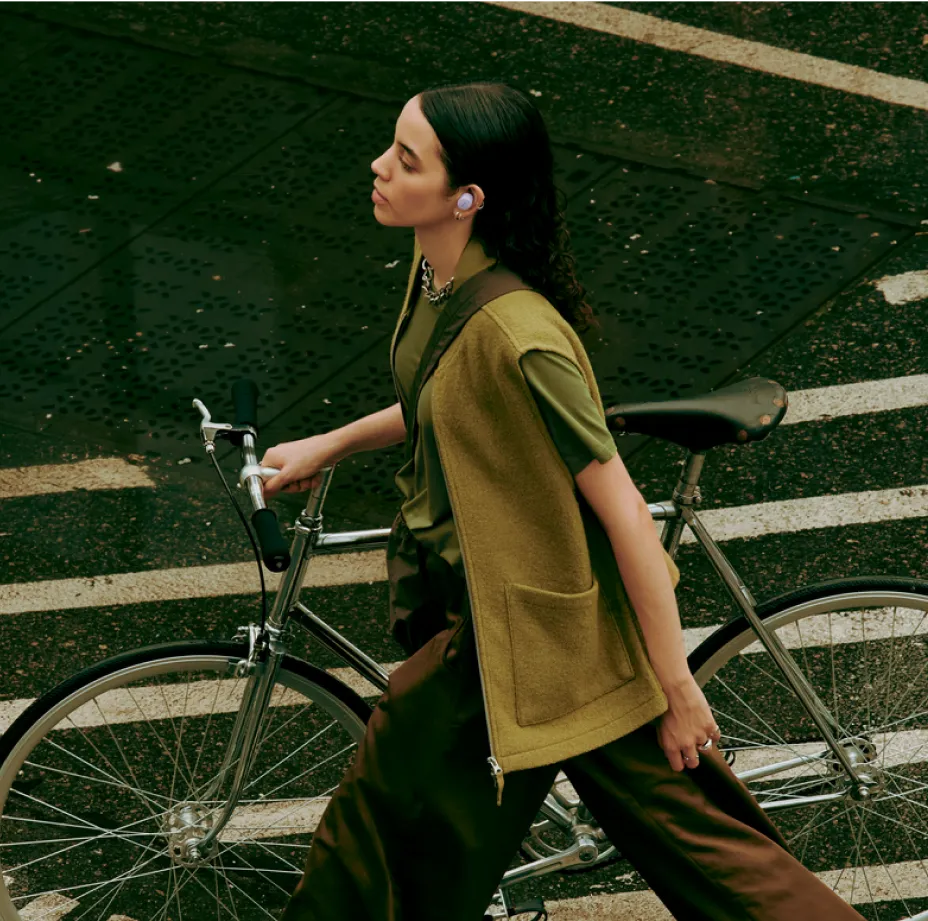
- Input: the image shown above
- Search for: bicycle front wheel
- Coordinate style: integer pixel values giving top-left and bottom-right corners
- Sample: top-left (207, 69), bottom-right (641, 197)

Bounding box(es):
top-left (0, 640), bottom-right (371, 920)
top-left (690, 577), bottom-right (928, 921)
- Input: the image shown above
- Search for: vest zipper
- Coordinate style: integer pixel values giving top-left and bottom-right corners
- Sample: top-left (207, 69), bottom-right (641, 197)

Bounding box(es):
top-left (488, 756), bottom-right (505, 806)
top-left (424, 296), bottom-right (512, 808)
top-left (469, 595), bottom-right (506, 806)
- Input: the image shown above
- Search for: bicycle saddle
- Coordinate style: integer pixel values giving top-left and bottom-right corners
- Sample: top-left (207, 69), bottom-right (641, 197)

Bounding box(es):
top-left (605, 376), bottom-right (788, 453)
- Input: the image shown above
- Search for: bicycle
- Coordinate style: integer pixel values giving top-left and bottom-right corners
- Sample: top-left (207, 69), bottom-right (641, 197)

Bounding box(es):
top-left (1, 375), bottom-right (927, 921)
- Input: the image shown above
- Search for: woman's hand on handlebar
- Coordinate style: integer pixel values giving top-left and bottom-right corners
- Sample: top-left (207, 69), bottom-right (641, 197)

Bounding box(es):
top-left (259, 434), bottom-right (338, 498)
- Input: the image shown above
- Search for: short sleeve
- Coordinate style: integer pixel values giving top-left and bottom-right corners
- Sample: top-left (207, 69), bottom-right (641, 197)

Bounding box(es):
top-left (520, 350), bottom-right (618, 477)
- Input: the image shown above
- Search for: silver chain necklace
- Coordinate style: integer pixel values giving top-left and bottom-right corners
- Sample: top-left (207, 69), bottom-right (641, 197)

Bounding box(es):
top-left (421, 257), bottom-right (454, 307)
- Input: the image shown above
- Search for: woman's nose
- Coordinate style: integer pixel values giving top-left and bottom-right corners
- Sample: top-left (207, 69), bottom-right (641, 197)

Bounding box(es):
top-left (371, 151), bottom-right (389, 177)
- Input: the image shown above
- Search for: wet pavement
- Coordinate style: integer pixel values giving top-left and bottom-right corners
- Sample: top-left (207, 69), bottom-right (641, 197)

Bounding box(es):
top-left (1, 2), bottom-right (926, 528)
top-left (7, 2), bottom-right (927, 217)
top-left (1, 6), bottom-right (927, 916)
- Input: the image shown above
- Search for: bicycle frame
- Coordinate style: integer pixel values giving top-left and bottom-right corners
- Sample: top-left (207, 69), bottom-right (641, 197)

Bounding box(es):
top-left (193, 431), bottom-right (868, 863)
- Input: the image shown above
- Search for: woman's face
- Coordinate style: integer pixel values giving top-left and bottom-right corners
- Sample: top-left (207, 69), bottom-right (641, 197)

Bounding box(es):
top-left (370, 96), bottom-right (458, 228)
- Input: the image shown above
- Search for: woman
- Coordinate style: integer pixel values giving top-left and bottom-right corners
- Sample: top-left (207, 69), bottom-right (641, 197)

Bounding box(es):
top-left (261, 83), bottom-right (862, 921)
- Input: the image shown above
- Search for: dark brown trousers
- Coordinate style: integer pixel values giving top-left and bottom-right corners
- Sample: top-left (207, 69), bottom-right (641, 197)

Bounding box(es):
top-left (282, 514), bottom-right (863, 921)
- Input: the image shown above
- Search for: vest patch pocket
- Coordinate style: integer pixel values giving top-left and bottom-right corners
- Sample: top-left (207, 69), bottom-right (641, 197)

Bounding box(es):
top-left (505, 578), bottom-right (635, 727)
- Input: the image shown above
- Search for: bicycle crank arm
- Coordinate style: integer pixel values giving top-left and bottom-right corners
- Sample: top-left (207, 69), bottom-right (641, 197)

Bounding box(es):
top-left (501, 835), bottom-right (600, 887)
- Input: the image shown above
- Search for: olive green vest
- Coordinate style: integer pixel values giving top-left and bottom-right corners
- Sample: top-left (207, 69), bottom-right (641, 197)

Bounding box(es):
top-left (392, 238), bottom-right (680, 791)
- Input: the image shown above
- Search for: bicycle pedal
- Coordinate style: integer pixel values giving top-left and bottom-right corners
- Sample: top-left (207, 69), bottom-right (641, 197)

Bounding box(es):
top-left (507, 899), bottom-right (547, 920)
top-left (483, 892), bottom-right (547, 921)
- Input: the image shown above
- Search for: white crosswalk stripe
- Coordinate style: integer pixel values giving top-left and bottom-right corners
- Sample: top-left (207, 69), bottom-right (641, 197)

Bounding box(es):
top-left (1, 480), bottom-right (925, 615)
top-left (680, 483), bottom-right (928, 545)
top-left (782, 374), bottom-right (928, 425)
top-left (486, 2), bottom-right (928, 112)
top-left (18, 894), bottom-right (79, 921)
top-left (0, 551), bottom-right (385, 616)
top-left (544, 860), bottom-right (928, 918)
top-left (2, 602), bottom-right (924, 732)
top-left (11, 857), bottom-right (928, 921)
top-left (0, 458), bottom-right (155, 500)
top-left (1, 364), bottom-right (926, 918)
top-left (2, 373), bottom-right (926, 614)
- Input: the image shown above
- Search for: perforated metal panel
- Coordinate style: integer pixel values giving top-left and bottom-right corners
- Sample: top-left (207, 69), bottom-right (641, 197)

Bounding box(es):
top-left (568, 165), bottom-right (896, 400)
top-left (0, 19), bottom-right (907, 528)
top-left (268, 161), bottom-right (899, 524)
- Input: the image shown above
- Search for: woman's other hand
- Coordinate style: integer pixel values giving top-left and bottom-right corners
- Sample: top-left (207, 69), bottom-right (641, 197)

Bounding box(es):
top-left (259, 434), bottom-right (338, 498)
top-left (656, 677), bottom-right (722, 771)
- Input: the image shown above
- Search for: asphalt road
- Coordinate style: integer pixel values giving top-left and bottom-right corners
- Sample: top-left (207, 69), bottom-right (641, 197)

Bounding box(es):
top-left (1, 3), bottom-right (927, 920)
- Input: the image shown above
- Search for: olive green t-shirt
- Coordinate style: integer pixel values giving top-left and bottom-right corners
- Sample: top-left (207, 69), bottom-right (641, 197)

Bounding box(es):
top-left (393, 238), bottom-right (617, 578)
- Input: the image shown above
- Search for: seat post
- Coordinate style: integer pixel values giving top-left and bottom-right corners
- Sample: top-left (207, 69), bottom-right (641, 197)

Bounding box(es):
top-left (673, 451), bottom-right (706, 507)
top-left (662, 452), bottom-right (706, 558)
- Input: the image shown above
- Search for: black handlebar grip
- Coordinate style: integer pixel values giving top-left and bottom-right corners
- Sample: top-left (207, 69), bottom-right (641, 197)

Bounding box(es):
top-left (232, 379), bottom-right (259, 431)
top-left (251, 507), bottom-right (291, 572)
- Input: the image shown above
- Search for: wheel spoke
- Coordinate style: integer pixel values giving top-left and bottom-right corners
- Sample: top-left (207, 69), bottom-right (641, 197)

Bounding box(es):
top-left (695, 588), bottom-right (928, 918)
top-left (0, 647), bottom-right (366, 918)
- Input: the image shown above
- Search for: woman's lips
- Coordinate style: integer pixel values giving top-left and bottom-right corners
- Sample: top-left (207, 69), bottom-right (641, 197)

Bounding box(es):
top-left (372, 187), bottom-right (388, 205)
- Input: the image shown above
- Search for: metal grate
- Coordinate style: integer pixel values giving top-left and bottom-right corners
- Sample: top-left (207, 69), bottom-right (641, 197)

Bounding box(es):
top-left (0, 20), bottom-right (907, 528)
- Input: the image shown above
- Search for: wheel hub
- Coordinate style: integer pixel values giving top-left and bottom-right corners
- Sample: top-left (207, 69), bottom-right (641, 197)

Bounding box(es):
top-left (164, 802), bottom-right (219, 867)
top-left (829, 738), bottom-right (885, 799)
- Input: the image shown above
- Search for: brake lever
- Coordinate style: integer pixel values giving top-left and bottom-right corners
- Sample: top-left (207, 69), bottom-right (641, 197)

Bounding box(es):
top-left (192, 398), bottom-right (257, 453)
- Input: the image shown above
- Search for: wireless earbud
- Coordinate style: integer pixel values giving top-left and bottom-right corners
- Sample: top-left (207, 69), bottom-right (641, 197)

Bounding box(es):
top-left (456, 191), bottom-right (474, 210)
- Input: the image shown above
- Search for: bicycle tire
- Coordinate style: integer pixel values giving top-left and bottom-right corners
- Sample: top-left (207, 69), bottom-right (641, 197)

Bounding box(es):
top-left (689, 576), bottom-right (928, 921)
top-left (0, 640), bottom-right (372, 920)
top-left (515, 576), bottom-right (928, 900)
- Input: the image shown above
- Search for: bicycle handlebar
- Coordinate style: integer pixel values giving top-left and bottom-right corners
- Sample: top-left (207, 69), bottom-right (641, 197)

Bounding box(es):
top-left (194, 379), bottom-right (294, 573)
top-left (232, 378), bottom-right (259, 431)
top-left (250, 507), bottom-right (290, 573)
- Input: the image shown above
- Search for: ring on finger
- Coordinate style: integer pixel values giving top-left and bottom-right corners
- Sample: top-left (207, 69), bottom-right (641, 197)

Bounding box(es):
top-left (699, 738), bottom-right (713, 751)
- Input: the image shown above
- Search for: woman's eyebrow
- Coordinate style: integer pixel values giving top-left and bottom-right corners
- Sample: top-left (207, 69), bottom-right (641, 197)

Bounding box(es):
top-left (396, 140), bottom-right (422, 163)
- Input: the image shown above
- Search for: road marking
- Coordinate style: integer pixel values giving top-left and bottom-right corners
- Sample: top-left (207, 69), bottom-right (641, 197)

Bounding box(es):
top-left (0, 675), bottom-right (349, 735)
top-left (727, 729), bottom-right (928, 779)
top-left (547, 890), bottom-right (670, 921)
top-left (782, 374), bottom-right (928, 425)
top-left (2, 371), bottom-right (926, 614)
top-left (680, 483), bottom-right (928, 545)
top-left (487, 2), bottom-right (928, 112)
top-left (10, 374), bottom-right (928, 495)
top-left (0, 375), bottom-right (922, 503)
top-left (3, 602), bottom-right (924, 733)
top-left (545, 859), bottom-right (928, 917)
top-left (19, 894), bottom-right (79, 920)
top-left (5, 860), bottom-right (927, 919)
top-left (0, 458), bottom-right (155, 499)
top-left (220, 798), bottom-right (329, 843)
top-left (874, 269), bottom-right (928, 306)
top-left (0, 661), bottom-right (396, 734)
top-left (3, 481), bottom-right (926, 614)
top-left (0, 550), bottom-right (386, 615)
top-left (719, 604), bottom-right (928, 656)
top-left (6, 715), bottom-right (923, 847)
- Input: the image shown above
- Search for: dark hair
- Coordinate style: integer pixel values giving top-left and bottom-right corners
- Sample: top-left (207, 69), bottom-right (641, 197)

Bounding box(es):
top-left (418, 82), bottom-right (599, 334)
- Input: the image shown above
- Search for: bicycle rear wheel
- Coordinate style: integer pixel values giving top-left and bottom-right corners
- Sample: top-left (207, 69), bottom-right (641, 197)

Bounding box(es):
top-left (0, 640), bottom-right (371, 920)
top-left (690, 577), bottom-right (928, 921)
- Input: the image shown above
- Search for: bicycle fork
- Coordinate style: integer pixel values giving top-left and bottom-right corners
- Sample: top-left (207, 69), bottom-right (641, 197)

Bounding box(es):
top-left (183, 624), bottom-right (287, 858)
top-left (187, 455), bottom-right (340, 856)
